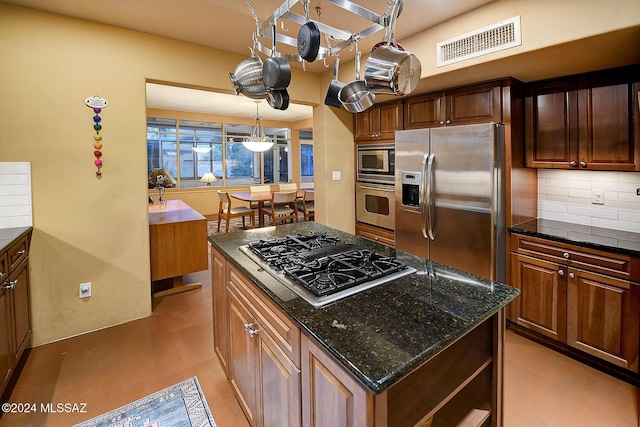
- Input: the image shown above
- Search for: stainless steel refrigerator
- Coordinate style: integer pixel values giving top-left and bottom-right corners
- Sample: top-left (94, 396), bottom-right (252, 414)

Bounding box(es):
top-left (394, 123), bottom-right (505, 283)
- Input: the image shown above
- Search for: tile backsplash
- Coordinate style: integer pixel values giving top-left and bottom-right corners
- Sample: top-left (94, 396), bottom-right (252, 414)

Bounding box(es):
top-left (0, 162), bottom-right (32, 228)
top-left (538, 169), bottom-right (640, 233)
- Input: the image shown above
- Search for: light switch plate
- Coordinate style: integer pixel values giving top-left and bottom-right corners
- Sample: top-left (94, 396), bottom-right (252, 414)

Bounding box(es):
top-left (332, 171), bottom-right (341, 181)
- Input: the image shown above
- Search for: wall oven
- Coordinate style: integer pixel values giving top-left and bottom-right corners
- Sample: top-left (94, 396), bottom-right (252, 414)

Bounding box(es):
top-left (356, 182), bottom-right (395, 230)
top-left (357, 144), bottom-right (395, 185)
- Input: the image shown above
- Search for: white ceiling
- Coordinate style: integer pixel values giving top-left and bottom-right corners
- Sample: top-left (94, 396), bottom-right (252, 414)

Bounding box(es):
top-left (3, 0), bottom-right (496, 121)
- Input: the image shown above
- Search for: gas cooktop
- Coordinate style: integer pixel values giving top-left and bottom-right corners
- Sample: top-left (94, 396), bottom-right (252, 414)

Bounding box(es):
top-left (240, 232), bottom-right (416, 307)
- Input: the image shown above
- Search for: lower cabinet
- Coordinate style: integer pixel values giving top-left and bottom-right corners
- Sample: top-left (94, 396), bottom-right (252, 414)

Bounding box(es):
top-left (355, 222), bottom-right (395, 247)
top-left (0, 230), bottom-right (32, 399)
top-left (213, 248), bottom-right (502, 427)
top-left (510, 234), bottom-right (640, 372)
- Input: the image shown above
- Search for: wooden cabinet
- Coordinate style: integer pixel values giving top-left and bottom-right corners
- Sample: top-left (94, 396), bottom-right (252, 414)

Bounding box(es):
top-left (525, 66), bottom-right (640, 170)
top-left (355, 222), bottom-right (394, 247)
top-left (510, 234), bottom-right (640, 372)
top-left (213, 257), bottom-right (301, 427)
top-left (354, 100), bottom-right (403, 142)
top-left (0, 230), bottom-right (32, 398)
top-left (404, 80), bottom-right (502, 129)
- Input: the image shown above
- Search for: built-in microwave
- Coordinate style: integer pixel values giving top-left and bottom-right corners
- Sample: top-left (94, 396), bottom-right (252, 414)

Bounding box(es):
top-left (357, 144), bottom-right (395, 184)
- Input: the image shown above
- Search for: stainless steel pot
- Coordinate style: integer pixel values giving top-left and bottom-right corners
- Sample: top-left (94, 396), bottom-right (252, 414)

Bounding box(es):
top-left (364, 0), bottom-right (421, 96)
top-left (324, 57), bottom-right (345, 109)
top-left (339, 51), bottom-right (375, 113)
top-left (230, 51), bottom-right (269, 99)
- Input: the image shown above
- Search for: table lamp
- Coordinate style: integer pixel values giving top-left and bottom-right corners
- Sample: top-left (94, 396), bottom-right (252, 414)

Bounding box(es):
top-left (200, 173), bottom-right (218, 186)
top-left (148, 168), bottom-right (176, 203)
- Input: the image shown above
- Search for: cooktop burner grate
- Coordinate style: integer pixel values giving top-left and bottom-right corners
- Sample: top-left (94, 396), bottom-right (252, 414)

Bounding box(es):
top-left (240, 232), bottom-right (416, 307)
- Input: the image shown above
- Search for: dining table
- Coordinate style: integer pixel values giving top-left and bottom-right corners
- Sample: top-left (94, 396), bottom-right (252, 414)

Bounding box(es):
top-left (231, 189), bottom-right (306, 228)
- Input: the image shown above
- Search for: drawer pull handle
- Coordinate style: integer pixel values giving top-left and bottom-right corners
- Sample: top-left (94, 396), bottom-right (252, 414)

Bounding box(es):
top-left (16, 250), bottom-right (26, 256)
top-left (562, 252), bottom-right (570, 259)
top-left (2, 280), bottom-right (17, 290)
top-left (558, 269), bottom-right (564, 276)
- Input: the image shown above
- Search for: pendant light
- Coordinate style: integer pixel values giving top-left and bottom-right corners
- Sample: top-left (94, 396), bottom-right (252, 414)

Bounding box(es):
top-left (242, 101), bottom-right (274, 152)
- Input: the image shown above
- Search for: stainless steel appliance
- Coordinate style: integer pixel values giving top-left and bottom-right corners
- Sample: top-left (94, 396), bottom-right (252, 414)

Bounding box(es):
top-left (356, 182), bottom-right (395, 230)
top-left (357, 143), bottom-right (395, 184)
top-left (395, 123), bottom-right (505, 282)
top-left (240, 232), bottom-right (416, 307)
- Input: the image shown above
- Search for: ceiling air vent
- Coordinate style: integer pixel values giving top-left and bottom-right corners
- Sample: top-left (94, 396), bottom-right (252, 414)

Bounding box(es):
top-left (437, 16), bottom-right (521, 67)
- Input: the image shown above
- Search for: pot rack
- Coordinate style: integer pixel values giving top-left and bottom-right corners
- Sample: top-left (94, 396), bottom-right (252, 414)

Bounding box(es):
top-left (252, 0), bottom-right (403, 63)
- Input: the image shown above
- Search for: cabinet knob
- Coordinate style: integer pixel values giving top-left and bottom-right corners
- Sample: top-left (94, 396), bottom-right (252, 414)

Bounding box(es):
top-left (439, 121), bottom-right (444, 125)
top-left (558, 269), bottom-right (564, 276)
top-left (16, 250), bottom-right (25, 256)
top-left (248, 328), bottom-right (260, 338)
top-left (569, 272), bottom-right (575, 279)
top-left (563, 252), bottom-right (570, 259)
top-left (243, 322), bottom-right (255, 331)
top-left (445, 119), bottom-right (451, 125)
top-left (579, 161), bottom-right (587, 168)
top-left (570, 161), bottom-right (577, 167)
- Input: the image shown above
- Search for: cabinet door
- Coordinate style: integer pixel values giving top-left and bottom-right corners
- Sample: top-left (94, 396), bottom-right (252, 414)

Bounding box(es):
top-left (10, 260), bottom-right (30, 362)
top-left (211, 248), bottom-right (228, 375)
top-left (376, 100), bottom-right (403, 140)
top-left (511, 253), bottom-right (567, 342)
top-left (301, 335), bottom-right (369, 427)
top-left (445, 82), bottom-right (502, 126)
top-left (567, 269), bottom-right (640, 372)
top-left (525, 78), bottom-right (579, 168)
top-left (259, 331), bottom-right (301, 427)
top-left (0, 286), bottom-right (12, 395)
top-left (403, 91), bottom-right (445, 129)
top-left (578, 75), bottom-right (639, 170)
top-left (228, 287), bottom-right (259, 426)
top-left (353, 109), bottom-right (375, 141)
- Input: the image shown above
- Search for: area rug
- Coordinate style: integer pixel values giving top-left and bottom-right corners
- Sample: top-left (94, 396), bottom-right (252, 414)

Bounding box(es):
top-left (73, 377), bottom-right (216, 427)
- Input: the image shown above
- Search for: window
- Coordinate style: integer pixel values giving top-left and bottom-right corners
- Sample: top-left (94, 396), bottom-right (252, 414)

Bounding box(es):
top-left (147, 118), bottom-right (297, 187)
top-left (300, 129), bottom-right (314, 184)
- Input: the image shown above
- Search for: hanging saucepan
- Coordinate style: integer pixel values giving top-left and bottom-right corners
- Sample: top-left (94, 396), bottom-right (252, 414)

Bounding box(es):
top-left (364, 0), bottom-right (421, 96)
top-left (263, 23), bottom-right (291, 90)
top-left (267, 89), bottom-right (290, 111)
top-left (324, 57), bottom-right (345, 109)
top-left (338, 51), bottom-right (375, 113)
top-left (297, 1), bottom-right (320, 62)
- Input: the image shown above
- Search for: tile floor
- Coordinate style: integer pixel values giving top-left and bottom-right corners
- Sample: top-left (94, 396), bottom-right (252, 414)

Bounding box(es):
top-left (0, 246), bottom-right (638, 426)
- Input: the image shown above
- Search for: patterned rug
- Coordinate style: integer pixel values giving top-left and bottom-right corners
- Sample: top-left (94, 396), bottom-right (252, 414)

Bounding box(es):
top-left (72, 377), bottom-right (216, 427)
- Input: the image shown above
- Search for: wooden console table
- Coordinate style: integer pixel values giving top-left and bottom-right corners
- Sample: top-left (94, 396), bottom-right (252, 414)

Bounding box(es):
top-left (148, 200), bottom-right (208, 297)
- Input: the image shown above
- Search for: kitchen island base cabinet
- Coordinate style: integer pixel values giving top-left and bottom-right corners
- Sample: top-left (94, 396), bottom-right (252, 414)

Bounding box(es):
top-left (302, 314), bottom-right (502, 427)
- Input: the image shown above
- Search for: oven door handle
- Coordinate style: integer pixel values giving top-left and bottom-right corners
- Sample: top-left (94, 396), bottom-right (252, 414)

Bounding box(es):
top-left (420, 153), bottom-right (435, 240)
top-left (356, 182), bottom-right (395, 192)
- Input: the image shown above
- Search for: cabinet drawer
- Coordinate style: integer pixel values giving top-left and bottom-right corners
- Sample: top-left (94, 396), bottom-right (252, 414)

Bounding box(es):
top-left (8, 235), bottom-right (29, 273)
top-left (228, 265), bottom-right (300, 367)
top-left (512, 235), bottom-right (638, 280)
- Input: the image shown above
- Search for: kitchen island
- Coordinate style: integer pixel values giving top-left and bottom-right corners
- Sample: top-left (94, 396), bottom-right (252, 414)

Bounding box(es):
top-left (209, 222), bottom-right (520, 427)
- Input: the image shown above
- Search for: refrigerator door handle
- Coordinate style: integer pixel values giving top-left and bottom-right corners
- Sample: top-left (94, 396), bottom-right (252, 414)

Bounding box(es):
top-left (419, 153), bottom-right (429, 239)
top-left (426, 153), bottom-right (435, 240)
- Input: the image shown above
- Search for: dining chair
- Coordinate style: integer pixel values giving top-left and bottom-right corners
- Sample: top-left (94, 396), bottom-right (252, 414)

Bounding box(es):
top-left (278, 183), bottom-right (297, 192)
top-left (217, 191), bottom-right (255, 233)
top-left (249, 185), bottom-right (271, 208)
top-left (264, 191), bottom-right (298, 225)
top-left (301, 190), bottom-right (315, 221)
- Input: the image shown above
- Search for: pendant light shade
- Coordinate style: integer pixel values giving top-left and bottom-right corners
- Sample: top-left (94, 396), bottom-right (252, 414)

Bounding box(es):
top-left (242, 101), bottom-right (274, 152)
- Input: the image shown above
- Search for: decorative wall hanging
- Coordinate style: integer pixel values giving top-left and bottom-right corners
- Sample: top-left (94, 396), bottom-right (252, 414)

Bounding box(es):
top-left (85, 95), bottom-right (109, 177)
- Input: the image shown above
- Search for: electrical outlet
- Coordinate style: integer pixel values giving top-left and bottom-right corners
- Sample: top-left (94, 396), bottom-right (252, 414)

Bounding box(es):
top-left (79, 282), bottom-right (92, 298)
top-left (591, 190), bottom-right (604, 205)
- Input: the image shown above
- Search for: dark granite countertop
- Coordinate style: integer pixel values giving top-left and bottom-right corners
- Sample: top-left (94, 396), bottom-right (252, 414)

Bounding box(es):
top-left (209, 222), bottom-right (520, 394)
top-left (509, 218), bottom-right (640, 257)
top-left (0, 227), bottom-right (32, 254)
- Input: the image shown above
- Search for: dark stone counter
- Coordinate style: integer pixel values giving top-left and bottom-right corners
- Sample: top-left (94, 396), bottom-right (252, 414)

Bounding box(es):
top-left (209, 222), bottom-right (520, 394)
top-left (0, 227), bottom-right (32, 254)
top-left (509, 218), bottom-right (640, 257)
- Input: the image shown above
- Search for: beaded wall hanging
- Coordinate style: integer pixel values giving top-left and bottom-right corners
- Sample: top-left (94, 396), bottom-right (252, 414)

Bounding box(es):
top-left (85, 95), bottom-right (109, 177)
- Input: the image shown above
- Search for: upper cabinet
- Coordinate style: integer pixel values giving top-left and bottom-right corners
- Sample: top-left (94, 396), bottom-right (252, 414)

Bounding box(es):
top-left (525, 66), bottom-right (640, 171)
top-left (403, 81), bottom-right (502, 129)
top-left (353, 100), bottom-right (403, 142)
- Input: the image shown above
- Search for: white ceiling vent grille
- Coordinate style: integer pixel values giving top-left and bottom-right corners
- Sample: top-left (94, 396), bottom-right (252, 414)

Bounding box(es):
top-left (437, 16), bottom-right (521, 67)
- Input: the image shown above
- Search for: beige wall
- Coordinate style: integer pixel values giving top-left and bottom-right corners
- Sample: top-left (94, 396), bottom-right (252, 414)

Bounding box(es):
top-left (0, 0), bottom-right (638, 345)
top-left (0, 3), bottom-right (330, 345)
